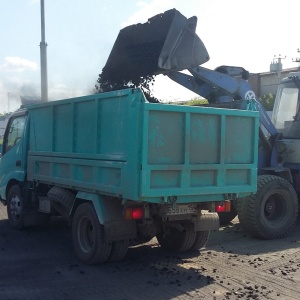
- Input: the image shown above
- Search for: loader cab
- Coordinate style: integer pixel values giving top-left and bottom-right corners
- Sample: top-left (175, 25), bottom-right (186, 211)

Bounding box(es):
top-left (272, 73), bottom-right (300, 138)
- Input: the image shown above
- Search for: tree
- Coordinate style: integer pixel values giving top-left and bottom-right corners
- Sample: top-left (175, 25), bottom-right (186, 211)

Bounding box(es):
top-left (260, 93), bottom-right (275, 111)
top-left (183, 97), bottom-right (208, 106)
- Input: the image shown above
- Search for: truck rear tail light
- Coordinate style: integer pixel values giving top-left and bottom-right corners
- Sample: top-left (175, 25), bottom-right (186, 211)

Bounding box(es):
top-left (215, 201), bottom-right (231, 213)
top-left (125, 207), bottom-right (144, 220)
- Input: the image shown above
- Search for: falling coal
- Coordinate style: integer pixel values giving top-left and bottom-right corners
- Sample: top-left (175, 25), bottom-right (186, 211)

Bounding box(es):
top-left (95, 66), bottom-right (159, 103)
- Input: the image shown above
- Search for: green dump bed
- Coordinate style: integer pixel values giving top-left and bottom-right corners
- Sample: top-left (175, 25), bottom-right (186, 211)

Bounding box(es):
top-left (27, 88), bottom-right (259, 204)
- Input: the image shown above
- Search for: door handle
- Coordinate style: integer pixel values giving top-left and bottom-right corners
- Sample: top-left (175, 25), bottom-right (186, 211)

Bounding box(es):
top-left (16, 160), bottom-right (21, 167)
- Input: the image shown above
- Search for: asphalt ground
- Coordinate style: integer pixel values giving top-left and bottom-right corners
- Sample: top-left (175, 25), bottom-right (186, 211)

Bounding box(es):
top-left (0, 203), bottom-right (300, 300)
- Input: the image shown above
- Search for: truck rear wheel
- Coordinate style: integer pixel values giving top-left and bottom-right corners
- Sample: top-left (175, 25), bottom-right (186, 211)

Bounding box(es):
top-left (72, 203), bottom-right (112, 264)
top-left (156, 221), bottom-right (196, 252)
top-left (237, 175), bottom-right (298, 239)
top-left (7, 185), bottom-right (25, 230)
top-left (108, 240), bottom-right (129, 262)
top-left (190, 230), bottom-right (209, 251)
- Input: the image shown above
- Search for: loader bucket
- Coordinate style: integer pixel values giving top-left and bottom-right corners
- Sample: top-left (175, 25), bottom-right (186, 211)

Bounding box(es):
top-left (99, 9), bottom-right (209, 86)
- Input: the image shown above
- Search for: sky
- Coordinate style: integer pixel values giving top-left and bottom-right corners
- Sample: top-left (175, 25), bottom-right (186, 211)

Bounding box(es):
top-left (1, 0), bottom-right (300, 113)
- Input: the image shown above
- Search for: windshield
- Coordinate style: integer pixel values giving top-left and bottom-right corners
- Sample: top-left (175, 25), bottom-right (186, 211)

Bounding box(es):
top-left (272, 82), bottom-right (299, 132)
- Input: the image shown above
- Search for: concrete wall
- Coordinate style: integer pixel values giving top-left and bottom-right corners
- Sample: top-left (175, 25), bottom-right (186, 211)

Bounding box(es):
top-left (248, 67), bottom-right (300, 97)
top-left (0, 115), bottom-right (10, 137)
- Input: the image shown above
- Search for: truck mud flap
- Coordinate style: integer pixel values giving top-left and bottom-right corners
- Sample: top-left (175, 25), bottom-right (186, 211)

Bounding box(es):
top-left (101, 9), bottom-right (209, 84)
top-left (194, 212), bottom-right (219, 231)
top-left (104, 220), bottom-right (137, 242)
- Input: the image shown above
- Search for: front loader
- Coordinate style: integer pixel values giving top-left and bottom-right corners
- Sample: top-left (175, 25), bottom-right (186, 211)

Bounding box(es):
top-left (98, 8), bottom-right (300, 240)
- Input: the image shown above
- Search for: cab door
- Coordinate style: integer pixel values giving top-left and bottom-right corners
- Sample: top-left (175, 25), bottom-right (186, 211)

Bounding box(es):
top-left (0, 111), bottom-right (28, 200)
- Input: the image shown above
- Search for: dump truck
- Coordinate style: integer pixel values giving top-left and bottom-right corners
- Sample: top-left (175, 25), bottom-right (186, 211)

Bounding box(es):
top-left (0, 88), bottom-right (259, 264)
top-left (0, 9), bottom-right (260, 264)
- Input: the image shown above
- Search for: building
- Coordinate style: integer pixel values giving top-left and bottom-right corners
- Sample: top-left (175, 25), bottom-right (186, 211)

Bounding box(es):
top-left (248, 65), bottom-right (300, 97)
top-left (0, 114), bottom-right (10, 137)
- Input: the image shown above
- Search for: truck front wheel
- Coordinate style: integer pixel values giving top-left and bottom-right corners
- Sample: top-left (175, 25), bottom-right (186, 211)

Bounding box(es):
top-left (156, 221), bottom-right (196, 252)
top-left (72, 203), bottom-right (112, 264)
top-left (237, 175), bottom-right (298, 239)
top-left (7, 185), bottom-right (25, 230)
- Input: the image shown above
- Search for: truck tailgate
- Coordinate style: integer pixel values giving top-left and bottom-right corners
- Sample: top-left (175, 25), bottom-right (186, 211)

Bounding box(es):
top-left (140, 102), bottom-right (259, 202)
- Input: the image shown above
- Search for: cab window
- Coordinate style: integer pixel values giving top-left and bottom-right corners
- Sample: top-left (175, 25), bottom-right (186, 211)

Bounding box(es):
top-left (3, 115), bottom-right (27, 153)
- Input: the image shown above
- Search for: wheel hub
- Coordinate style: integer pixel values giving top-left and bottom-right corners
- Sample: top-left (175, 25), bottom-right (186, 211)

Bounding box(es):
top-left (78, 216), bottom-right (95, 254)
top-left (10, 194), bottom-right (22, 221)
top-left (265, 199), bottom-right (276, 216)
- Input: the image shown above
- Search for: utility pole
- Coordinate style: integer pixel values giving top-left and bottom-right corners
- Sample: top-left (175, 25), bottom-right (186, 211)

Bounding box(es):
top-left (292, 48), bottom-right (300, 67)
top-left (7, 92), bottom-right (10, 113)
top-left (273, 54), bottom-right (286, 83)
top-left (40, 0), bottom-right (48, 102)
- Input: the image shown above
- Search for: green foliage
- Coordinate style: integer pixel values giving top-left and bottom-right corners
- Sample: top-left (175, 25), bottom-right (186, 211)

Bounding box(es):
top-left (260, 93), bottom-right (275, 111)
top-left (182, 97), bottom-right (208, 106)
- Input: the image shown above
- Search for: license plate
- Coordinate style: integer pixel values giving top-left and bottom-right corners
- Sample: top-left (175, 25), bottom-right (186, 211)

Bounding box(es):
top-left (167, 204), bottom-right (197, 215)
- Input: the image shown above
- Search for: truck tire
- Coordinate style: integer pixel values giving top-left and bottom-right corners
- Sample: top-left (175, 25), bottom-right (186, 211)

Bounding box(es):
top-left (7, 185), bottom-right (25, 230)
top-left (108, 240), bottom-right (129, 262)
top-left (7, 185), bottom-right (49, 229)
top-left (190, 230), bottom-right (210, 251)
top-left (72, 203), bottom-right (112, 264)
top-left (156, 221), bottom-right (196, 252)
top-left (218, 207), bottom-right (237, 225)
top-left (48, 187), bottom-right (75, 218)
top-left (237, 175), bottom-right (298, 239)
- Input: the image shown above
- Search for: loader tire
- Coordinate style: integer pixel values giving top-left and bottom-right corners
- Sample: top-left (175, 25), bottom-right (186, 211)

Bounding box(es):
top-left (72, 203), bottom-right (112, 264)
top-left (48, 187), bottom-right (75, 218)
top-left (156, 221), bottom-right (196, 252)
top-left (237, 175), bottom-right (298, 239)
top-left (107, 240), bottom-right (129, 262)
top-left (190, 230), bottom-right (210, 251)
